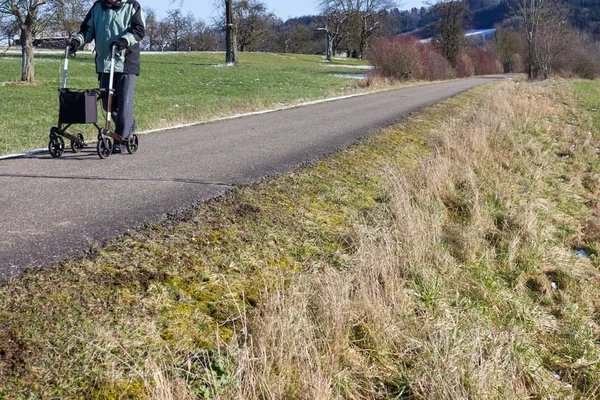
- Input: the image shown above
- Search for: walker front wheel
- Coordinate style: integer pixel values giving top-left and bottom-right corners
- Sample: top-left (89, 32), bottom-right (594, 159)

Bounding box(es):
top-left (97, 136), bottom-right (113, 159)
top-left (126, 134), bottom-right (139, 154)
top-left (71, 133), bottom-right (85, 153)
top-left (48, 128), bottom-right (65, 158)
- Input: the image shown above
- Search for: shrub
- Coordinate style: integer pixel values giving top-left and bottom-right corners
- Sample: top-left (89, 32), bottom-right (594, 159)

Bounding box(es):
top-left (370, 36), bottom-right (503, 81)
top-left (456, 52), bottom-right (475, 78)
top-left (470, 47), bottom-right (503, 75)
top-left (419, 43), bottom-right (456, 80)
top-left (571, 49), bottom-right (600, 79)
top-left (509, 53), bottom-right (524, 73)
top-left (370, 36), bottom-right (423, 80)
top-left (551, 30), bottom-right (600, 79)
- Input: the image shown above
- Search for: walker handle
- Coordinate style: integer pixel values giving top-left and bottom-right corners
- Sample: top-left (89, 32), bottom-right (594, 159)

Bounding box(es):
top-left (105, 45), bottom-right (118, 129)
top-left (61, 45), bottom-right (70, 89)
top-left (108, 45), bottom-right (117, 93)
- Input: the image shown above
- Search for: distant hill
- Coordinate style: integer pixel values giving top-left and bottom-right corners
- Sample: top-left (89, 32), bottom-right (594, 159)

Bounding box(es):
top-left (273, 0), bottom-right (599, 53)
top-left (470, 1), bottom-right (510, 29)
top-left (383, 0), bottom-right (598, 38)
top-left (569, 0), bottom-right (600, 33)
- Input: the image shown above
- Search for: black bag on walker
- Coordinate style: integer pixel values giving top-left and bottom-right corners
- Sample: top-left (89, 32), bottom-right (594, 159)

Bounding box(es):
top-left (59, 89), bottom-right (97, 124)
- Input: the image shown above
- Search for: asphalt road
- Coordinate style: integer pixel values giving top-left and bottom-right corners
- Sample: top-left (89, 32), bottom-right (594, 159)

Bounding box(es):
top-left (0, 76), bottom-right (505, 281)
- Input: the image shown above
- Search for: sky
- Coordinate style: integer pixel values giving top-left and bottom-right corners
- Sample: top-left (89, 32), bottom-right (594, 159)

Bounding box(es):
top-left (141, 0), bottom-right (427, 23)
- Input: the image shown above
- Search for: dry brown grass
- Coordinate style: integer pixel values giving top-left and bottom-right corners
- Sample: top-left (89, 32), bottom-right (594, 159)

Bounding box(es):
top-left (225, 79), bottom-right (600, 399)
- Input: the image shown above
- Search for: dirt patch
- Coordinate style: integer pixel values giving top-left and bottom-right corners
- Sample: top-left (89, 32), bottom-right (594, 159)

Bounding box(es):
top-left (584, 216), bottom-right (600, 243)
top-left (0, 81), bottom-right (40, 87)
top-left (0, 328), bottom-right (31, 376)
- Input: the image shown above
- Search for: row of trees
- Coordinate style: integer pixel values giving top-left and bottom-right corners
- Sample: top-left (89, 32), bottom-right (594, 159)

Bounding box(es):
top-left (1, 0), bottom-right (598, 83)
top-left (0, 0), bottom-right (405, 82)
top-left (143, 0), bottom-right (276, 53)
top-left (142, 0), bottom-right (402, 60)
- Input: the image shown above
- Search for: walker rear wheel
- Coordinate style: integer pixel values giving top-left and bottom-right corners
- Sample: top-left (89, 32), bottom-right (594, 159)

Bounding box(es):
top-left (71, 133), bottom-right (85, 153)
top-left (97, 136), bottom-right (113, 159)
top-left (126, 134), bottom-right (139, 154)
top-left (48, 128), bottom-right (65, 158)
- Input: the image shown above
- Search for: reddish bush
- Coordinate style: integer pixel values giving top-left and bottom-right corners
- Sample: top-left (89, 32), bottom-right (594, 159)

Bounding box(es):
top-left (370, 36), bottom-right (423, 80)
top-left (470, 47), bottom-right (503, 75)
top-left (456, 52), bottom-right (475, 78)
top-left (419, 43), bottom-right (456, 80)
top-left (370, 36), bottom-right (502, 81)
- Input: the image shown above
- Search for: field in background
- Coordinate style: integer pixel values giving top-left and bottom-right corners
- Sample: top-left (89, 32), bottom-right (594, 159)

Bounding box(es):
top-left (0, 51), bottom-right (374, 156)
top-left (1, 77), bottom-right (599, 398)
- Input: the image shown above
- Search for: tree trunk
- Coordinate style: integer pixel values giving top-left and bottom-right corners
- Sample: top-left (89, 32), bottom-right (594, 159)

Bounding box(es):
top-left (20, 27), bottom-right (35, 83)
top-left (326, 34), bottom-right (333, 61)
top-left (359, 21), bottom-right (367, 60)
top-left (225, 0), bottom-right (238, 64)
top-left (527, 31), bottom-right (533, 79)
top-left (359, 33), bottom-right (366, 60)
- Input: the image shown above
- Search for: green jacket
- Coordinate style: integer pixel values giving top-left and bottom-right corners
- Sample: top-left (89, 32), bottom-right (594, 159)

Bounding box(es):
top-left (73, 0), bottom-right (145, 75)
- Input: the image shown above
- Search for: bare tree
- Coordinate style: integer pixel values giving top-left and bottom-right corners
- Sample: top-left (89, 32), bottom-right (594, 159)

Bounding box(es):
top-left (356, 9), bottom-right (387, 58)
top-left (316, 7), bottom-right (347, 60)
top-left (51, 0), bottom-right (89, 38)
top-left (188, 19), bottom-right (219, 51)
top-left (431, 0), bottom-right (469, 68)
top-left (142, 7), bottom-right (161, 50)
top-left (318, 0), bottom-right (397, 59)
top-left (0, 0), bottom-right (55, 82)
top-left (505, 0), bottom-right (552, 79)
top-left (233, 0), bottom-right (274, 51)
top-left (280, 23), bottom-right (318, 54)
top-left (1, 14), bottom-right (19, 47)
top-left (162, 8), bottom-right (193, 51)
top-left (531, 2), bottom-right (567, 79)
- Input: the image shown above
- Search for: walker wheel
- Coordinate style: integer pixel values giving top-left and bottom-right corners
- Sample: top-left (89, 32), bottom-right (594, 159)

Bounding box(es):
top-left (97, 136), bottom-right (113, 159)
top-left (48, 130), bottom-right (65, 158)
top-left (71, 133), bottom-right (85, 153)
top-left (126, 134), bottom-right (139, 154)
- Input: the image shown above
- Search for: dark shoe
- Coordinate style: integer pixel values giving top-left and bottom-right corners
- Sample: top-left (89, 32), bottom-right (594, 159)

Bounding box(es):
top-left (112, 143), bottom-right (124, 154)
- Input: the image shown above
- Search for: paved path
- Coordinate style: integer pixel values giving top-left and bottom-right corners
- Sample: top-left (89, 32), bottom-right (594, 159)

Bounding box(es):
top-left (0, 76), bottom-right (505, 280)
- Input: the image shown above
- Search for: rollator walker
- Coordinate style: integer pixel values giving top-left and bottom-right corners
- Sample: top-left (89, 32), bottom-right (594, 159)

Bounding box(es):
top-left (48, 44), bottom-right (139, 159)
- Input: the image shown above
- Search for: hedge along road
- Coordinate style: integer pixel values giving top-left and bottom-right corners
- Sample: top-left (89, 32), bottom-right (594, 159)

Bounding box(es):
top-left (0, 76), bottom-right (505, 281)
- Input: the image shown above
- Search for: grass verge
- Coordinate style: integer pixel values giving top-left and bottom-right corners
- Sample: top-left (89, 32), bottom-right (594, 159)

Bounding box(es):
top-left (1, 77), bottom-right (599, 398)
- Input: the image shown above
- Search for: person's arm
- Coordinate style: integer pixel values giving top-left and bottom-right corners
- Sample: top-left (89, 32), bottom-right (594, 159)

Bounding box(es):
top-left (71, 2), bottom-right (97, 47)
top-left (121, 2), bottom-right (145, 47)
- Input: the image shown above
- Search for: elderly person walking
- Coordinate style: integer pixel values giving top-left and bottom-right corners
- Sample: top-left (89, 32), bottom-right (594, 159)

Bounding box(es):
top-left (70, 0), bottom-right (145, 153)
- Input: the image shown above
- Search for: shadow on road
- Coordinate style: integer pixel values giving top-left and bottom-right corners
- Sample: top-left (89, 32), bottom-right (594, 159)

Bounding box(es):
top-left (0, 172), bottom-right (233, 187)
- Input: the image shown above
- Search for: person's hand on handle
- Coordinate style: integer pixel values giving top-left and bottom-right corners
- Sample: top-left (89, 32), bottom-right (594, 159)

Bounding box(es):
top-left (69, 38), bottom-right (80, 56)
top-left (110, 38), bottom-right (128, 51)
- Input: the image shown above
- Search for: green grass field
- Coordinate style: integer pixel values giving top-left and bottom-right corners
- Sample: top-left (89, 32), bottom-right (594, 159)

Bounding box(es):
top-left (0, 51), bottom-right (372, 155)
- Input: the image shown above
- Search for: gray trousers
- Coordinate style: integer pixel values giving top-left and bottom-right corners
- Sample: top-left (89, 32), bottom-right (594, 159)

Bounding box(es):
top-left (100, 73), bottom-right (136, 140)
